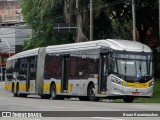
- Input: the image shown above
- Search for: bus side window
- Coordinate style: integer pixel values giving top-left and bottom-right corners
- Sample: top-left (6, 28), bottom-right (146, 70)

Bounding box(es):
top-left (88, 54), bottom-right (99, 75)
top-left (79, 56), bottom-right (89, 78)
top-left (29, 56), bottom-right (37, 80)
top-left (14, 59), bottom-right (21, 72)
top-left (44, 54), bottom-right (62, 79)
top-left (69, 56), bottom-right (79, 78)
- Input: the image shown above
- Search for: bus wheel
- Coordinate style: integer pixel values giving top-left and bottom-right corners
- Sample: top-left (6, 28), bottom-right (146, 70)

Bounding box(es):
top-left (16, 84), bottom-right (20, 97)
top-left (13, 85), bottom-right (17, 97)
top-left (50, 84), bottom-right (58, 100)
top-left (88, 84), bottom-right (99, 101)
top-left (50, 84), bottom-right (64, 100)
top-left (123, 97), bottom-right (134, 103)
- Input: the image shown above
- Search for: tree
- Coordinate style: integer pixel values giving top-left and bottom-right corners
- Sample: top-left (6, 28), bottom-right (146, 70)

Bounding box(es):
top-left (21, 0), bottom-right (158, 48)
top-left (21, 0), bottom-right (67, 50)
top-left (136, 0), bottom-right (158, 43)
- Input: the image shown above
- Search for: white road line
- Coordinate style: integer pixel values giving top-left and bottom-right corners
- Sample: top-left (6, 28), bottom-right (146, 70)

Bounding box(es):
top-left (131, 104), bottom-right (148, 108)
top-left (92, 117), bottom-right (125, 120)
top-left (19, 100), bottom-right (27, 103)
top-left (50, 106), bottom-right (64, 109)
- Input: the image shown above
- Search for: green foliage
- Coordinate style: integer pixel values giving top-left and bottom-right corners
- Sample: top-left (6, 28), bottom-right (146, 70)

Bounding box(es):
top-left (93, 0), bottom-right (133, 40)
top-left (109, 18), bottom-right (132, 40)
top-left (21, 0), bottom-right (67, 50)
top-left (21, 0), bottom-right (158, 49)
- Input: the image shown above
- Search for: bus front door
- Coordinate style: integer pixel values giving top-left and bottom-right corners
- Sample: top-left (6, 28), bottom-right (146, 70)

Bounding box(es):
top-left (98, 54), bottom-right (108, 94)
top-left (61, 54), bottom-right (70, 93)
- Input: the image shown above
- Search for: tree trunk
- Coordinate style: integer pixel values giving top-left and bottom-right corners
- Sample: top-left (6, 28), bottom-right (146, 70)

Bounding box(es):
top-left (64, 0), bottom-right (89, 43)
top-left (64, 0), bottom-right (75, 23)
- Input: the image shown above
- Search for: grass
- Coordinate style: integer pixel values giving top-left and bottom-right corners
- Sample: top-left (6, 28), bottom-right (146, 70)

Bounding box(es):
top-left (114, 79), bottom-right (160, 103)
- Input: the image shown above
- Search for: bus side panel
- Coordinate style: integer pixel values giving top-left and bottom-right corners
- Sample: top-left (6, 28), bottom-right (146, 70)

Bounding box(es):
top-left (18, 80), bottom-right (36, 94)
top-left (43, 79), bottom-right (52, 94)
top-left (5, 59), bottom-right (14, 92)
top-left (54, 79), bottom-right (97, 97)
top-left (5, 80), bottom-right (12, 92)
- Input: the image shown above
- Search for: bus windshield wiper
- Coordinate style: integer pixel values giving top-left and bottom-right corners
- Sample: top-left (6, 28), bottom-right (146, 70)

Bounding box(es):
top-left (139, 63), bottom-right (142, 75)
top-left (124, 61), bottom-right (127, 76)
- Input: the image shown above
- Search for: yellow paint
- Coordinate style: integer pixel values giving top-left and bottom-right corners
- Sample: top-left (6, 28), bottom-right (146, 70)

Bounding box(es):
top-left (56, 83), bottom-right (61, 92)
top-left (68, 84), bottom-right (71, 92)
top-left (5, 82), bottom-right (72, 92)
top-left (19, 84), bottom-right (33, 91)
top-left (43, 83), bottom-right (50, 91)
top-left (55, 83), bottom-right (71, 92)
top-left (14, 84), bottom-right (16, 91)
top-left (122, 81), bottom-right (149, 88)
top-left (5, 83), bottom-right (12, 91)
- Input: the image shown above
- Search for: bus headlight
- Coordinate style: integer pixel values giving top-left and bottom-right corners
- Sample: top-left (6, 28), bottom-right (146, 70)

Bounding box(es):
top-left (149, 79), bottom-right (154, 87)
top-left (111, 77), bottom-right (122, 85)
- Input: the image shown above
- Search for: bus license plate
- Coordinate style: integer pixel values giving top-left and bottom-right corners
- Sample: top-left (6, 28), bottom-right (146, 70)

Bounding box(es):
top-left (132, 92), bottom-right (140, 95)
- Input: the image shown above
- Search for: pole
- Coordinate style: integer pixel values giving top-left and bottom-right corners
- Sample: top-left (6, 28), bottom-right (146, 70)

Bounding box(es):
top-left (90, 0), bottom-right (93, 41)
top-left (132, 0), bottom-right (136, 41)
top-left (0, 39), bottom-right (10, 57)
top-left (0, 55), bottom-right (2, 81)
top-left (159, 0), bottom-right (160, 41)
top-left (4, 40), bottom-right (10, 57)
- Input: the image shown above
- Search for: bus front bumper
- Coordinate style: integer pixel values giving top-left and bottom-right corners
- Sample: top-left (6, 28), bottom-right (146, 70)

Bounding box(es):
top-left (107, 82), bottom-right (154, 97)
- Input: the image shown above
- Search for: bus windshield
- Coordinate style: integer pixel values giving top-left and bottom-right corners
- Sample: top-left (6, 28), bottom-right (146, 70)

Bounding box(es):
top-left (116, 60), bottom-right (152, 77)
top-left (113, 53), bottom-right (153, 79)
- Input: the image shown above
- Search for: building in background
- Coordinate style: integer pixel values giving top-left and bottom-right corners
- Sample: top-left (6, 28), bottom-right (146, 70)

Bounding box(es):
top-left (0, 0), bottom-right (22, 23)
top-left (0, 0), bottom-right (32, 81)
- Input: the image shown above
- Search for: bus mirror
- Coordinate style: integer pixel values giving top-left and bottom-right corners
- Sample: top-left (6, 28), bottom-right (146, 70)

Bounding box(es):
top-left (13, 74), bottom-right (16, 79)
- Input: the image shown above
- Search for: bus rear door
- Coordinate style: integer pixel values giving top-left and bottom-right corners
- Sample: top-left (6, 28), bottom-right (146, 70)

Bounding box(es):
top-left (61, 54), bottom-right (70, 93)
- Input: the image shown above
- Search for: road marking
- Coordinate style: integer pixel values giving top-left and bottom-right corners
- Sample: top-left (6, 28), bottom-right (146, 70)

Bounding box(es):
top-left (50, 106), bottom-right (64, 109)
top-left (131, 104), bottom-right (148, 108)
top-left (92, 117), bottom-right (125, 120)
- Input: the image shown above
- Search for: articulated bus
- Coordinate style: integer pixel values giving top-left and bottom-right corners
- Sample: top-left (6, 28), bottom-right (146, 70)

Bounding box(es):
top-left (5, 39), bottom-right (154, 103)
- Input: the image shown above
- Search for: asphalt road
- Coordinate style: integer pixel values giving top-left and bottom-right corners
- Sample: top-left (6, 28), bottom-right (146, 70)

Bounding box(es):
top-left (0, 82), bottom-right (159, 120)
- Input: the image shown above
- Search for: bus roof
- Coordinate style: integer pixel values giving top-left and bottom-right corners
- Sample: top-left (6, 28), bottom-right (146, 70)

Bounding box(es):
top-left (46, 39), bottom-right (151, 53)
top-left (8, 39), bottom-right (151, 60)
top-left (8, 48), bottom-right (39, 60)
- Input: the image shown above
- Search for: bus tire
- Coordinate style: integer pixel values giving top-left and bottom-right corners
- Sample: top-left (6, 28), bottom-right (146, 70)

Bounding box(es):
top-left (13, 84), bottom-right (17, 97)
top-left (123, 97), bottom-right (134, 103)
top-left (50, 84), bottom-right (58, 100)
top-left (88, 84), bottom-right (100, 101)
top-left (50, 84), bottom-right (64, 100)
top-left (16, 84), bottom-right (20, 97)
